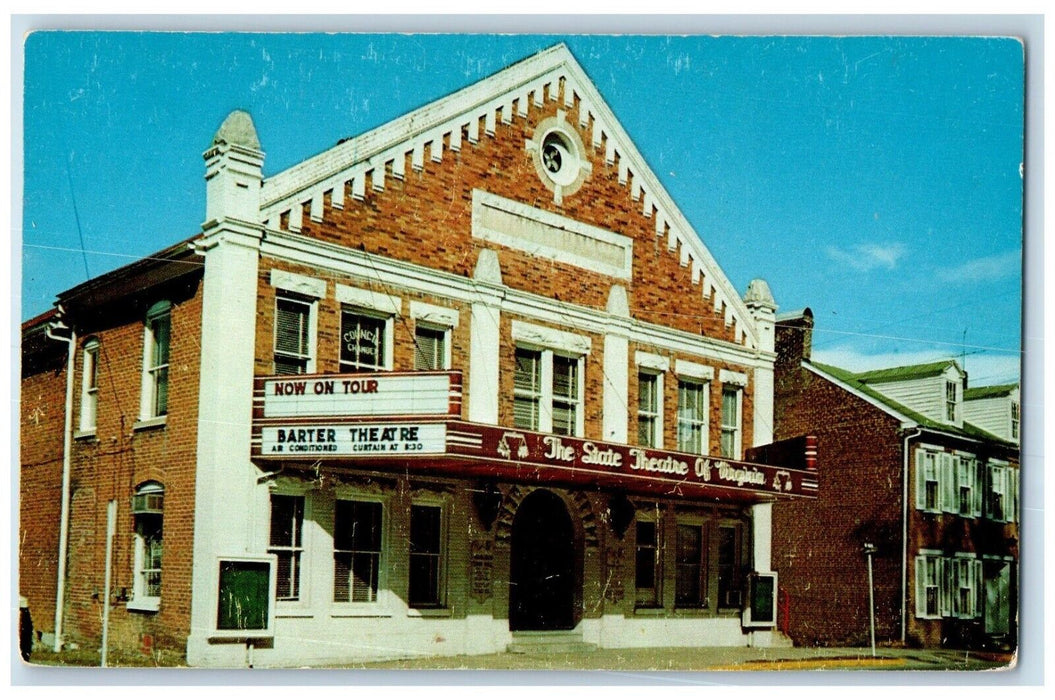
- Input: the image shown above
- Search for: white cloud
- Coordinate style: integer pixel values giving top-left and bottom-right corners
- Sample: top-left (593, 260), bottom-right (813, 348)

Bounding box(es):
top-left (825, 242), bottom-right (906, 271)
top-left (937, 250), bottom-right (1021, 283)
top-left (812, 345), bottom-right (1021, 385)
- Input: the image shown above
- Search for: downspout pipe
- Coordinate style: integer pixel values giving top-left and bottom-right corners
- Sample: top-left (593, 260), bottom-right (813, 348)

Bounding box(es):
top-left (44, 312), bottom-right (76, 653)
top-left (900, 426), bottom-right (922, 644)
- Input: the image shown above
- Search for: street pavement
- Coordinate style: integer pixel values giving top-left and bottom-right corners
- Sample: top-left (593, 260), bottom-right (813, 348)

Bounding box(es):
top-left (347, 645), bottom-right (1015, 673)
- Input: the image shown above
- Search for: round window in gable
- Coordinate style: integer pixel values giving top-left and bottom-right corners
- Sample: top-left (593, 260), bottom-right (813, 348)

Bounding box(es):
top-left (540, 129), bottom-right (578, 187)
top-left (528, 113), bottom-right (591, 203)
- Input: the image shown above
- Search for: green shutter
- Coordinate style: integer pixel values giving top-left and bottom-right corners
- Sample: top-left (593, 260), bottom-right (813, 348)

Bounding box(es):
top-left (915, 451), bottom-right (927, 510)
top-left (941, 454), bottom-right (955, 513)
top-left (914, 556), bottom-right (928, 618)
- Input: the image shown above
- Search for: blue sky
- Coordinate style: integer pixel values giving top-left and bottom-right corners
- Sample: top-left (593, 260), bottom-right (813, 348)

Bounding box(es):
top-left (20, 32), bottom-right (1024, 384)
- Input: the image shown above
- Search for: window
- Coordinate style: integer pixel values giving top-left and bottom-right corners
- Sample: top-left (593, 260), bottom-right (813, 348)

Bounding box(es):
top-left (551, 355), bottom-right (580, 436)
top-left (915, 553), bottom-right (942, 619)
top-left (340, 310), bottom-right (388, 371)
top-left (717, 522), bottom-right (746, 609)
top-left (408, 504), bottom-right (443, 607)
top-left (79, 339), bottom-right (99, 432)
top-left (637, 372), bottom-right (661, 448)
top-left (334, 499), bottom-right (382, 603)
top-left (675, 522), bottom-right (708, 608)
top-left (986, 463), bottom-right (1017, 523)
top-left (274, 295), bottom-right (314, 375)
top-left (945, 381), bottom-right (958, 423)
top-left (957, 456), bottom-right (982, 517)
top-left (720, 387), bottom-right (742, 459)
top-left (915, 450), bottom-right (940, 512)
top-left (140, 301), bottom-right (171, 420)
top-left (676, 381), bottom-right (707, 454)
top-left (634, 520), bottom-right (660, 607)
top-left (1011, 401), bottom-right (1020, 441)
top-left (950, 556), bottom-right (981, 619)
top-left (512, 347), bottom-right (583, 435)
top-left (269, 495), bottom-right (304, 602)
top-left (414, 325), bottom-right (447, 371)
top-left (513, 348), bottom-right (542, 431)
top-left (130, 482), bottom-right (164, 611)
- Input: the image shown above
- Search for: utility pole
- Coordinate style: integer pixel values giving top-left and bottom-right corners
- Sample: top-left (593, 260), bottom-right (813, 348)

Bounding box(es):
top-left (863, 542), bottom-right (877, 657)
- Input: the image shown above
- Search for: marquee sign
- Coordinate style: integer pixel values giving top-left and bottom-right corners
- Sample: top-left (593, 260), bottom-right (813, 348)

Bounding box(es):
top-left (255, 371), bottom-right (461, 419)
top-left (441, 425), bottom-right (817, 498)
top-left (260, 423), bottom-right (447, 456)
top-left (251, 371), bottom-right (818, 502)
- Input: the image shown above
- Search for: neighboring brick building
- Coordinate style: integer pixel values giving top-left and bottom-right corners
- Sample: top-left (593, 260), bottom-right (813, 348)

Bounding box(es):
top-left (772, 309), bottom-right (1019, 651)
top-left (20, 44), bottom-right (818, 667)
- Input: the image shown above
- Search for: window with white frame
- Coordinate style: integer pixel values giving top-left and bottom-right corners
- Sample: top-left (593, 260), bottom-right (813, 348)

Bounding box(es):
top-left (634, 518), bottom-right (660, 607)
top-left (915, 450), bottom-right (940, 512)
top-left (130, 482), bottom-right (164, 610)
top-left (956, 456), bottom-right (982, 517)
top-left (414, 325), bottom-right (447, 371)
top-left (408, 503), bottom-right (444, 608)
top-left (1011, 401), bottom-right (1020, 441)
top-left (915, 552), bottom-right (942, 619)
top-left (950, 555), bottom-right (982, 619)
top-left (637, 372), bottom-right (661, 448)
top-left (945, 381), bottom-right (959, 423)
top-left (269, 494), bottom-right (304, 602)
top-left (333, 499), bottom-right (383, 603)
top-left (720, 386), bottom-right (742, 459)
top-left (140, 301), bottom-right (171, 420)
top-left (986, 462), bottom-right (1017, 523)
top-left (513, 347), bottom-right (542, 431)
top-left (274, 295), bottom-right (315, 375)
top-left (551, 355), bottom-right (580, 436)
top-left (677, 380), bottom-right (707, 454)
top-left (675, 520), bottom-right (708, 608)
top-left (512, 346), bottom-right (584, 436)
top-left (340, 309), bottom-right (389, 371)
top-left (79, 338), bottom-right (100, 433)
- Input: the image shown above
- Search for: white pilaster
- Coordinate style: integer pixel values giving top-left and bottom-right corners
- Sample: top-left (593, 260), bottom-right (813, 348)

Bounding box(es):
top-left (752, 502), bottom-right (773, 572)
top-left (468, 249), bottom-right (504, 425)
top-left (188, 112), bottom-right (265, 666)
top-left (603, 286), bottom-right (631, 444)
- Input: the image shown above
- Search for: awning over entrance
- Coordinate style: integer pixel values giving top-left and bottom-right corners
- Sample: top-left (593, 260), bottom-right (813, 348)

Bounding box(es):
top-left (251, 372), bottom-right (818, 504)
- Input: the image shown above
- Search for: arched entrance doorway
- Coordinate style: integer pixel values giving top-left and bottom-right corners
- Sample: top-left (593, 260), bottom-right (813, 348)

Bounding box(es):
top-left (509, 489), bottom-right (578, 631)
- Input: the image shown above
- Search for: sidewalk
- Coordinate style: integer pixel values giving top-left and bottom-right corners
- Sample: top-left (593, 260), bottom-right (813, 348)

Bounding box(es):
top-left (348, 645), bottom-right (1015, 672)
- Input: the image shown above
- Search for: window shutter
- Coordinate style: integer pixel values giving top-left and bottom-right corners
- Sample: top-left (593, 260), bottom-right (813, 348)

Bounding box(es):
top-left (915, 451), bottom-right (927, 510)
top-left (1009, 468), bottom-right (1018, 524)
top-left (971, 460), bottom-right (982, 517)
top-left (939, 557), bottom-right (951, 617)
top-left (941, 454), bottom-right (955, 513)
top-left (973, 559), bottom-right (983, 619)
top-left (914, 556), bottom-right (927, 617)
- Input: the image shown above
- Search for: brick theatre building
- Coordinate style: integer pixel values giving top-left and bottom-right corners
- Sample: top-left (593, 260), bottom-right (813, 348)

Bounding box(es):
top-left (20, 45), bottom-right (817, 667)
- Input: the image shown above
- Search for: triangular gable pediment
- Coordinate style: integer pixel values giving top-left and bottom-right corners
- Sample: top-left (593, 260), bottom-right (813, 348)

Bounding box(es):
top-left (259, 43), bottom-right (760, 349)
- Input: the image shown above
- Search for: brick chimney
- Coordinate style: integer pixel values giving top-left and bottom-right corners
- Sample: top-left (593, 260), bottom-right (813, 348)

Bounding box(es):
top-left (775, 307), bottom-right (814, 369)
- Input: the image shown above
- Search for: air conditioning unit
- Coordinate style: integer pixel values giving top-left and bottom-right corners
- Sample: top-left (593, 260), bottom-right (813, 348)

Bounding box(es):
top-left (742, 571), bottom-right (778, 628)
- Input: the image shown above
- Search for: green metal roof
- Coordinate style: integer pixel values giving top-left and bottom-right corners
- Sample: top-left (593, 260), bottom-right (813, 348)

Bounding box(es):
top-left (964, 383), bottom-right (1018, 401)
top-left (853, 359), bottom-right (961, 384)
top-left (808, 360), bottom-right (1016, 447)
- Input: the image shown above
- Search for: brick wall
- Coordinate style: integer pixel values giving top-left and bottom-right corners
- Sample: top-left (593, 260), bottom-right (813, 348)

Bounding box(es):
top-left (772, 319), bottom-right (905, 646)
top-left (19, 339), bottom-right (67, 647)
top-left (289, 81), bottom-right (741, 345)
top-left (21, 273), bottom-right (204, 659)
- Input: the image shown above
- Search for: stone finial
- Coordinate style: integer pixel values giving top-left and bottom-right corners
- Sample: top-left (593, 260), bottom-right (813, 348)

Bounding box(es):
top-left (213, 110), bottom-right (261, 151)
top-left (744, 278), bottom-right (777, 310)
